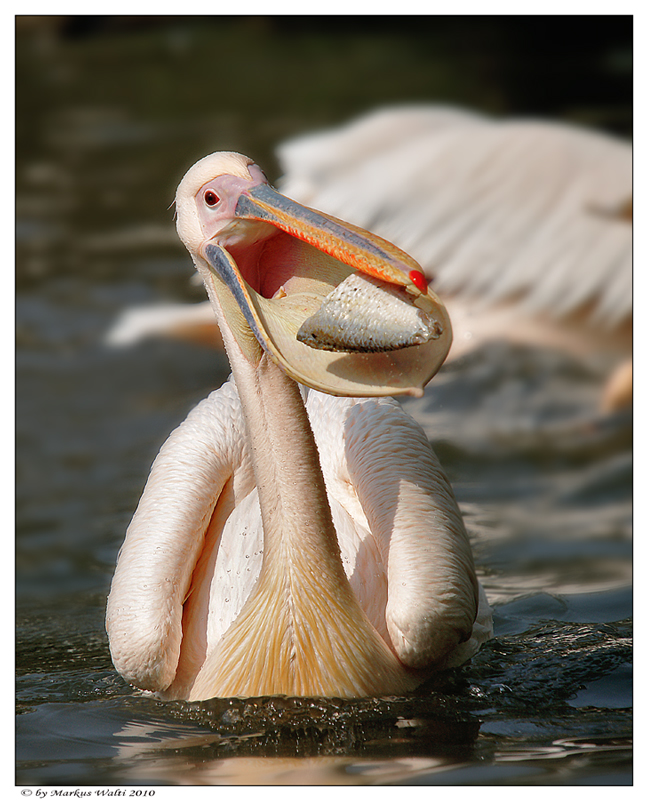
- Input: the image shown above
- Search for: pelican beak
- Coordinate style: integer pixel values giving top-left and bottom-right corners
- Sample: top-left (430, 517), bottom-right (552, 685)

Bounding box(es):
top-left (200, 181), bottom-right (452, 398)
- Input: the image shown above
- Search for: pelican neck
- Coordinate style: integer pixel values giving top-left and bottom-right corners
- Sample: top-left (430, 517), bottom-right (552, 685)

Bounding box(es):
top-left (229, 349), bottom-right (349, 583)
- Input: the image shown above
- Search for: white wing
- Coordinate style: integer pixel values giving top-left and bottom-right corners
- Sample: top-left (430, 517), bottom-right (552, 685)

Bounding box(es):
top-left (308, 389), bottom-right (489, 669)
top-left (105, 302), bottom-right (218, 347)
top-left (106, 378), bottom-right (254, 692)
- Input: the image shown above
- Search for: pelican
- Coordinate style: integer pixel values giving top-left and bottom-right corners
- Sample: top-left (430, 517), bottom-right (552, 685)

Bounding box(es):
top-left (106, 106), bottom-right (632, 410)
top-left (106, 152), bottom-right (491, 701)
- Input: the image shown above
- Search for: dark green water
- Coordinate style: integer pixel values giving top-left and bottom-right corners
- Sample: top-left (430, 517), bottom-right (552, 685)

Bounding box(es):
top-left (16, 16), bottom-right (632, 787)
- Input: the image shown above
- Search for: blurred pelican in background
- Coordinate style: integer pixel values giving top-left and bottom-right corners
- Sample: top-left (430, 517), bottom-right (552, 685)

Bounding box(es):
top-left (106, 106), bottom-right (632, 411)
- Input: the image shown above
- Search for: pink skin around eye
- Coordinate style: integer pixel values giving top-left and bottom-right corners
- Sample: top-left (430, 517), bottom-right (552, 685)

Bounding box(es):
top-left (197, 168), bottom-right (268, 238)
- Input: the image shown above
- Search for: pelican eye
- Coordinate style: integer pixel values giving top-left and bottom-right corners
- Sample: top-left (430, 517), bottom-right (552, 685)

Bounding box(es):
top-left (204, 190), bottom-right (220, 206)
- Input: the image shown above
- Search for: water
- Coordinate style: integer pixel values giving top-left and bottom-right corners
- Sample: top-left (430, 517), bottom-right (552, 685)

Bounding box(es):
top-left (15, 17), bottom-right (632, 787)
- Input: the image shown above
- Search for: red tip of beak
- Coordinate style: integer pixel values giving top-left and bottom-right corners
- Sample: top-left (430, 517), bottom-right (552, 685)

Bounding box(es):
top-left (408, 270), bottom-right (428, 292)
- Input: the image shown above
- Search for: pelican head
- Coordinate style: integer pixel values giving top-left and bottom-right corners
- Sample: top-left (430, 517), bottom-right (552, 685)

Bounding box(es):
top-left (175, 152), bottom-right (452, 397)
